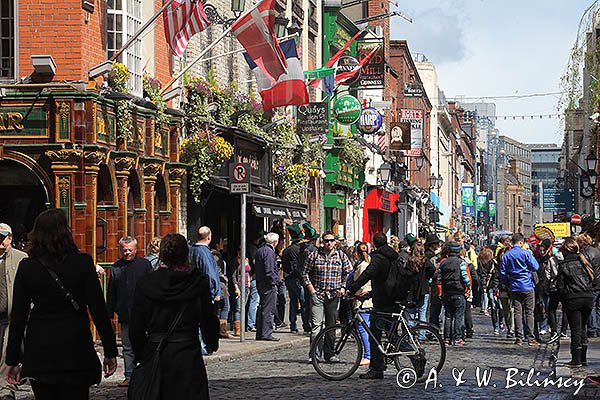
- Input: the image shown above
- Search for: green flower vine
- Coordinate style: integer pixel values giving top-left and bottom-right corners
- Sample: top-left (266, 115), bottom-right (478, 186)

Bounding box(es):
top-left (107, 62), bottom-right (133, 143)
top-left (143, 73), bottom-right (170, 130)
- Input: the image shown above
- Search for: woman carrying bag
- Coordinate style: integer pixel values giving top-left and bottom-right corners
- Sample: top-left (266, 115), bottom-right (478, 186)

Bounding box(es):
top-left (5, 208), bottom-right (118, 399)
top-left (556, 237), bottom-right (596, 367)
top-left (128, 233), bottom-right (219, 399)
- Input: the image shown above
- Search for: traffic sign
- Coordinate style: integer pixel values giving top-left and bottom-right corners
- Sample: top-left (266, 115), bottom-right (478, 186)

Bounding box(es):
top-left (230, 163), bottom-right (251, 194)
top-left (571, 214), bottom-right (582, 225)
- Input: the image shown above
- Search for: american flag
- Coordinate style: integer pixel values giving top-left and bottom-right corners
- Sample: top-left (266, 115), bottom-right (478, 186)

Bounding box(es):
top-left (163, 0), bottom-right (211, 57)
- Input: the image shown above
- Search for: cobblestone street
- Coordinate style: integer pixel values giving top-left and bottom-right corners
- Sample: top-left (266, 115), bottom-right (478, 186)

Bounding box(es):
top-left (13, 313), bottom-right (600, 399)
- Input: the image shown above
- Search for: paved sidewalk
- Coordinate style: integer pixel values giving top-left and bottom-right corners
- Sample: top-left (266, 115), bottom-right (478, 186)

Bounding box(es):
top-left (204, 328), bottom-right (310, 364)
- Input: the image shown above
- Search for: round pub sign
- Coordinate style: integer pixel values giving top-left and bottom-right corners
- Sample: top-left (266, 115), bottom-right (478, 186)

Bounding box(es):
top-left (357, 107), bottom-right (382, 134)
top-left (333, 95), bottom-right (362, 125)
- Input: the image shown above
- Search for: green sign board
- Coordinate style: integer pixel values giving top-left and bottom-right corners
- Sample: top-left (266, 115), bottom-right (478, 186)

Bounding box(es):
top-left (476, 193), bottom-right (487, 211)
top-left (0, 107), bottom-right (48, 137)
top-left (333, 95), bottom-right (361, 125)
top-left (462, 183), bottom-right (474, 207)
top-left (489, 201), bottom-right (496, 217)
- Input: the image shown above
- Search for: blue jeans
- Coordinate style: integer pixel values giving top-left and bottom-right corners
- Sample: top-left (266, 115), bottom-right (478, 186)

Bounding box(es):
top-left (216, 296), bottom-right (230, 320)
top-left (356, 309), bottom-right (371, 359)
top-left (408, 294), bottom-right (429, 339)
top-left (587, 291), bottom-right (600, 336)
top-left (286, 277), bottom-right (310, 332)
top-left (120, 323), bottom-right (135, 379)
top-left (443, 295), bottom-right (466, 341)
top-left (246, 279), bottom-right (260, 329)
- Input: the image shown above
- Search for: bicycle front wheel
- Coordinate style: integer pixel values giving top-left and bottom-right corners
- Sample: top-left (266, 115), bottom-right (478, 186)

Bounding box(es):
top-left (393, 325), bottom-right (446, 382)
top-left (310, 324), bottom-right (363, 381)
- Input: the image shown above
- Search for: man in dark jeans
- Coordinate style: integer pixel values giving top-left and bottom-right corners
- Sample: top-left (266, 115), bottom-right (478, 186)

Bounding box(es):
top-left (500, 233), bottom-right (540, 347)
top-left (349, 233), bottom-right (400, 380)
top-left (255, 232), bottom-right (281, 341)
top-left (282, 224), bottom-right (310, 334)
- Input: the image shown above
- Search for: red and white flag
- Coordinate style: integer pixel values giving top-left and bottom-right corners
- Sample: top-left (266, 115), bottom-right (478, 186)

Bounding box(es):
top-left (231, 0), bottom-right (287, 83)
top-left (163, 0), bottom-right (211, 57)
top-left (308, 30), bottom-right (363, 88)
top-left (244, 39), bottom-right (308, 111)
top-left (335, 46), bottom-right (380, 86)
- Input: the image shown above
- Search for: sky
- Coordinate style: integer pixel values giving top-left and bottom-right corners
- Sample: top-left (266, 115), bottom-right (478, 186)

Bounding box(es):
top-left (390, 0), bottom-right (591, 145)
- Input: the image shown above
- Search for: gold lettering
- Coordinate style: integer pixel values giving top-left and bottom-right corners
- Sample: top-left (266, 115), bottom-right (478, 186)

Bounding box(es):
top-left (7, 113), bottom-right (24, 131)
top-left (0, 115), bottom-right (5, 131)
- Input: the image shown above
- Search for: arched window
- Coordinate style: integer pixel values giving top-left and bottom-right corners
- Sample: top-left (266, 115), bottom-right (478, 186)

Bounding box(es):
top-left (97, 165), bottom-right (115, 205)
top-left (127, 170), bottom-right (142, 236)
top-left (154, 174), bottom-right (168, 237)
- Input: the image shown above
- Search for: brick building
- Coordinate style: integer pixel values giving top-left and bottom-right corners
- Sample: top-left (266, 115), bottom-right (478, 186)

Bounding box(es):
top-left (0, 1), bottom-right (183, 265)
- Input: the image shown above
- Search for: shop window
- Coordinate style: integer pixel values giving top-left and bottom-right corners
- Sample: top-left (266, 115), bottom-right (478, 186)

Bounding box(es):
top-left (106, 0), bottom-right (142, 96)
top-left (0, 0), bottom-right (15, 80)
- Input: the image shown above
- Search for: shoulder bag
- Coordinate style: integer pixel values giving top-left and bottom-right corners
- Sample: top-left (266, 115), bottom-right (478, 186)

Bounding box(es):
top-left (37, 259), bottom-right (82, 312)
top-left (127, 304), bottom-right (186, 400)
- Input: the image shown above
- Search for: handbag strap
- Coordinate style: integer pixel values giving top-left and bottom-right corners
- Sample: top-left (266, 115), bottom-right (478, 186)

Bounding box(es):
top-left (156, 303), bottom-right (187, 353)
top-left (45, 265), bottom-right (82, 312)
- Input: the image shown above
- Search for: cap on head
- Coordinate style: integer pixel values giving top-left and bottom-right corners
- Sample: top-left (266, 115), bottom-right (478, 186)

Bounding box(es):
top-left (0, 223), bottom-right (12, 239)
top-left (287, 224), bottom-right (304, 242)
top-left (302, 222), bottom-right (319, 240)
top-left (405, 233), bottom-right (418, 247)
top-left (425, 234), bottom-right (441, 246)
top-left (540, 238), bottom-right (552, 249)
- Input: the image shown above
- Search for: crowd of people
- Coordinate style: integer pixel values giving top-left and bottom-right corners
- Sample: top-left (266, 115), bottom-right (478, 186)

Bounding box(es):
top-left (0, 208), bottom-right (599, 398)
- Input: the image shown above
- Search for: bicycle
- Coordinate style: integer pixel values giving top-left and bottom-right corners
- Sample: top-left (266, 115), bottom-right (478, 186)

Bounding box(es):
top-left (309, 296), bottom-right (446, 381)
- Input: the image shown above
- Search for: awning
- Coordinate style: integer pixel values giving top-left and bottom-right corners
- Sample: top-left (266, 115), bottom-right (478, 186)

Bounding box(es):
top-left (246, 193), bottom-right (308, 221)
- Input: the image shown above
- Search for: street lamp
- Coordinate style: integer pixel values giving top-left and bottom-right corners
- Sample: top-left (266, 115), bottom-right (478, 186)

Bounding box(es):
top-left (378, 162), bottom-right (392, 183)
top-left (586, 153), bottom-right (598, 172)
top-left (429, 173), bottom-right (443, 189)
top-left (274, 16), bottom-right (289, 38)
top-left (204, 0), bottom-right (247, 25)
top-left (415, 156), bottom-right (424, 171)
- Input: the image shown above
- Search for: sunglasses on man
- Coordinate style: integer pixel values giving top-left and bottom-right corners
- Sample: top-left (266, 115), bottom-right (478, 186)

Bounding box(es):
top-left (323, 238), bottom-right (336, 243)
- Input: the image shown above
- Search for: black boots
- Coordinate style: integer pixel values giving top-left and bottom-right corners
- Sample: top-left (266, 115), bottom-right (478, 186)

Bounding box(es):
top-left (581, 345), bottom-right (588, 366)
top-left (565, 348), bottom-right (582, 368)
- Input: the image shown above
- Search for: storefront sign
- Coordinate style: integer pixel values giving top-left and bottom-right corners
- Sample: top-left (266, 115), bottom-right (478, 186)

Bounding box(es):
top-left (399, 109), bottom-right (423, 157)
top-left (0, 107), bottom-right (49, 138)
top-left (297, 102), bottom-right (328, 135)
top-left (357, 40), bottom-right (384, 89)
top-left (403, 82), bottom-right (424, 97)
top-left (357, 107), bottom-right (382, 135)
top-left (335, 56), bottom-right (361, 86)
top-left (333, 95), bottom-right (362, 125)
top-left (390, 121), bottom-right (411, 151)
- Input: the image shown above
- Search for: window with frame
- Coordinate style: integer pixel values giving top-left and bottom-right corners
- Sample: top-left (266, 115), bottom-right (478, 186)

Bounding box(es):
top-left (1, 0), bottom-right (15, 80)
top-left (107, 0), bottom-right (142, 96)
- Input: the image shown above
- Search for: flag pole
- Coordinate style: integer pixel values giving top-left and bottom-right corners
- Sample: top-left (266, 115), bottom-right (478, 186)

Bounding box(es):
top-left (110, 0), bottom-right (176, 62)
top-left (160, 0), bottom-right (263, 95)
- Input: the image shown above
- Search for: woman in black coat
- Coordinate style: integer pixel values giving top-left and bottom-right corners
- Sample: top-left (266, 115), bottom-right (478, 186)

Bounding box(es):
top-left (5, 208), bottom-right (118, 399)
top-left (557, 237), bottom-right (596, 367)
top-left (129, 233), bottom-right (219, 399)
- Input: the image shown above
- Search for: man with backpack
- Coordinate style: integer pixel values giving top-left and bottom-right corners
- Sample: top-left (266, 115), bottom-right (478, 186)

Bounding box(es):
top-left (349, 233), bottom-right (403, 380)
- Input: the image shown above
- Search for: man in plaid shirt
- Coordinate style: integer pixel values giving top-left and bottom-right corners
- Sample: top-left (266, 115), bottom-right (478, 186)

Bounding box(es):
top-left (303, 231), bottom-right (352, 361)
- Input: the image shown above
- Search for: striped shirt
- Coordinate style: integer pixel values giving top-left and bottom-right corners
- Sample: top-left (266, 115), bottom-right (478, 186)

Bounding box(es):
top-left (303, 248), bottom-right (352, 299)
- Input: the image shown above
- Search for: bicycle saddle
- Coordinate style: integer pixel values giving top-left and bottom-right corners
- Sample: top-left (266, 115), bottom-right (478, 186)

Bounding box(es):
top-left (395, 300), bottom-right (416, 308)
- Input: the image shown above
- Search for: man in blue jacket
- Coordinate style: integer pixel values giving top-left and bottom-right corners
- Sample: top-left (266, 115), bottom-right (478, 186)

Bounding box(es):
top-left (500, 232), bottom-right (540, 346)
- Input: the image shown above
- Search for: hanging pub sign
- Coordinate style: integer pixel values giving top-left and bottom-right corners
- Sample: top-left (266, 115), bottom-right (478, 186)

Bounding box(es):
top-left (389, 121), bottom-right (411, 151)
top-left (297, 102), bottom-right (328, 136)
top-left (399, 109), bottom-right (424, 156)
top-left (335, 56), bottom-right (361, 86)
top-left (333, 95), bottom-right (362, 125)
top-left (357, 107), bottom-right (382, 135)
top-left (357, 39), bottom-right (384, 89)
top-left (403, 82), bottom-right (424, 97)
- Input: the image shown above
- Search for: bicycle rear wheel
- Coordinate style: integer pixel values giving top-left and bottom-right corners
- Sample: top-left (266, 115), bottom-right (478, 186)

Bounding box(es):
top-left (393, 325), bottom-right (446, 382)
top-left (310, 324), bottom-right (363, 381)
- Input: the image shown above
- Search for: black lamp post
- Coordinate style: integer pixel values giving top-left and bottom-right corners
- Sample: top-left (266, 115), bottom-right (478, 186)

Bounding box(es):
top-left (586, 152), bottom-right (598, 172)
top-left (415, 156), bottom-right (424, 171)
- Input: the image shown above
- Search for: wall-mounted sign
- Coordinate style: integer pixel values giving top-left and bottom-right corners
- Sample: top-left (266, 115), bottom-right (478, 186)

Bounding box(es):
top-left (357, 40), bottom-right (384, 89)
top-left (297, 102), bottom-right (328, 136)
top-left (390, 121), bottom-right (411, 151)
top-left (335, 56), bottom-right (361, 86)
top-left (333, 95), bottom-right (362, 125)
top-left (357, 107), bottom-right (382, 135)
top-left (399, 109), bottom-right (423, 156)
top-left (0, 106), bottom-right (49, 138)
top-left (403, 82), bottom-right (424, 97)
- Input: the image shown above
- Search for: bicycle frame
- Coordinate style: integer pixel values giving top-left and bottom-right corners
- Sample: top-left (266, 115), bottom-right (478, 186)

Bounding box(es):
top-left (340, 307), bottom-right (421, 358)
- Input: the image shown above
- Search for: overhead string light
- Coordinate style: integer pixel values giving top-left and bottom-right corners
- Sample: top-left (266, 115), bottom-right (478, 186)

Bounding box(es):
top-left (485, 114), bottom-right (561, 120)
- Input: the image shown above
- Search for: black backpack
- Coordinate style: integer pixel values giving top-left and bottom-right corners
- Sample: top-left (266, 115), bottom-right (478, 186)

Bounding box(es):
top-left (385, 253), bottom-right (412, 300)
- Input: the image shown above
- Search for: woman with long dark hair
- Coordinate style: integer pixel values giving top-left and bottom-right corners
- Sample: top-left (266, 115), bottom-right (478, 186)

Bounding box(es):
top-left (5, 208), bottom-right (118, 399)
top-left (478, 246), bottom-right (503, 334)
top-left (557, 237), bottom-right (596, 367)
top-left (352, 242), bottom-right (372, 367)
top-left (129, 233), bottom-right (219, 399)
top-left (406, 242), bottom-right (435, 339)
